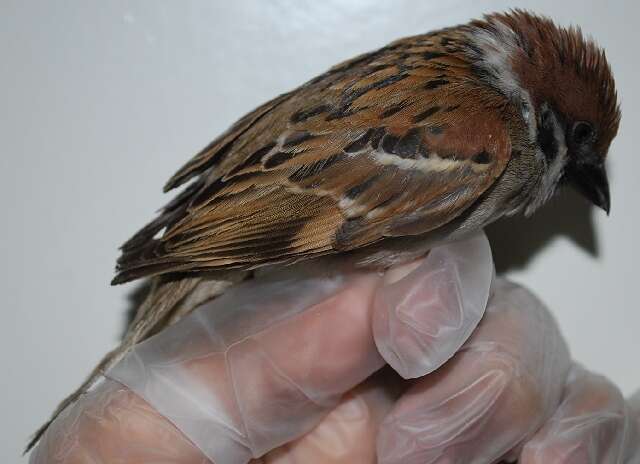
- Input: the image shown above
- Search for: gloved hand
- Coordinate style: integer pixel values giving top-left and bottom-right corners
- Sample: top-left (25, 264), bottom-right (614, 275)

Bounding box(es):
top-left (29, 233), bottom-right (640, 463)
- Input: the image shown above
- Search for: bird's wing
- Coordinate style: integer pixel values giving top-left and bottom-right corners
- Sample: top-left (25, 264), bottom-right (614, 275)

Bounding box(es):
top-left (113, 32), bottom-right (512, 284)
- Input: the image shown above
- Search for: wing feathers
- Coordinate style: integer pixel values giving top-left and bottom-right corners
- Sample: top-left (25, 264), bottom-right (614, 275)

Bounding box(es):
top-left (114, 30), bottom-right (512, 283)
top-left (164, 92), bottom-right (293, 192)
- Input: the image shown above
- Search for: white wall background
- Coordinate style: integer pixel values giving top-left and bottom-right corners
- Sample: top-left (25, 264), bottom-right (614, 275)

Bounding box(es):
top-left (1, 1), bottom-right (638, 461)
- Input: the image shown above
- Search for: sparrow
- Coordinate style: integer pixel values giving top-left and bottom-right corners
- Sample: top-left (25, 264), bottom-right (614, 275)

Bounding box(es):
top-left (28, 9), bottom-right (620, 450)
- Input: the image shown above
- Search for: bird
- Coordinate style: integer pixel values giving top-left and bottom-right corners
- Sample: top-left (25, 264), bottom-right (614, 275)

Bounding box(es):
top-left (28, 9), bottom-right (620, 451)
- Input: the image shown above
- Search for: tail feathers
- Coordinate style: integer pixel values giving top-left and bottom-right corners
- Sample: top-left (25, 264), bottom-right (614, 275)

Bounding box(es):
top-left (25, 276), bottom-right (202, 454)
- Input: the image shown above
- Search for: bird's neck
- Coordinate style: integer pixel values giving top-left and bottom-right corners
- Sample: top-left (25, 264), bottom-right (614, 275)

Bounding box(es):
top-left (463, 23), bottom-right (569, 216)
top-left (463, 20), bottom-right (537, 138)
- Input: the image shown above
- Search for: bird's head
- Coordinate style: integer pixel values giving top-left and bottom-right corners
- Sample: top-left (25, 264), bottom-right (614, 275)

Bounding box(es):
top-left (467, 10), bottom-right (620, 214)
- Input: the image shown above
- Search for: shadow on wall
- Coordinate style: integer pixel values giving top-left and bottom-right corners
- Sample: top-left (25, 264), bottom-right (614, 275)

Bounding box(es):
top-left (486, 188), bottom-right (599, 274)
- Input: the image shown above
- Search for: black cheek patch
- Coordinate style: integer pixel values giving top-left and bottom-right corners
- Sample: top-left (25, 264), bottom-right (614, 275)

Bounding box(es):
top-left (537, 120), bottom-right (559, 162)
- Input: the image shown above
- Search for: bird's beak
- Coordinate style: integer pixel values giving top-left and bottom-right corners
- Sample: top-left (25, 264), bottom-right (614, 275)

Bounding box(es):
top-left (567, 158), bottom-right (611, 214)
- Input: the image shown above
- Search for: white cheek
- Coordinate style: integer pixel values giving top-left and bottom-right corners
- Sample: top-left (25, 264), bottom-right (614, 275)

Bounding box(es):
top-left (465, 21), bottom-right (571, 215)
top-left (522, 94), bottom-right (537, 142)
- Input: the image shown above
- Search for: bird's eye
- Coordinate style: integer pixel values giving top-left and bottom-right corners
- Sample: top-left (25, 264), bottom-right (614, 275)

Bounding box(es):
top-left (572, 121), bottom-right (595, 144)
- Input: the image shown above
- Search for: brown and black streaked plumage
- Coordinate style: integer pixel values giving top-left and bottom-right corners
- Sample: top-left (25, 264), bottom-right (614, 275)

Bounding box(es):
top-left (114, 30), bottom-right (514, 282)
top-left (29, 9), bottom-right (620, 450)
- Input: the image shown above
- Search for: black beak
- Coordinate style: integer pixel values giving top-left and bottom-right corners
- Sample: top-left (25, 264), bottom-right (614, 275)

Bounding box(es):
top-left (567, 159), bottom-right (611, 214)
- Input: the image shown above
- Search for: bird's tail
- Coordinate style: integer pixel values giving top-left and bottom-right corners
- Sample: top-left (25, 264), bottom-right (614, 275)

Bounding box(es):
top-left (25, 273), bottom-right (244, 453)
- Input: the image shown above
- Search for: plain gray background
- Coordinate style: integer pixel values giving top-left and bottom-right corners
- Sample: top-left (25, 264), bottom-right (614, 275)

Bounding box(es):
top-left (2, 0), bottom-right (638, 461)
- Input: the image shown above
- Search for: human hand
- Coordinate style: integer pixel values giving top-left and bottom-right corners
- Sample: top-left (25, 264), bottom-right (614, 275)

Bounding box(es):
top-left (29, 234), bottom-right (640, 463)
top-left (377, 279), bottom-right (640, 464)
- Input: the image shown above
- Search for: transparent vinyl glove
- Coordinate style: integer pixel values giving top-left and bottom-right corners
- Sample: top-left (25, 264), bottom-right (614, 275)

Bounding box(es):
top-left (30, 234), bottom-right (492, 463)
top-left (520, 364), bottom-right (640, 464)
top-left (29, 233), bottom-right (639, 463)
top-left (377, 278), bottom-right (572, 463)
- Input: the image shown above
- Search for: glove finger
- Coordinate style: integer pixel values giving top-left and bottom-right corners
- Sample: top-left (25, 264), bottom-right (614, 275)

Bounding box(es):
top-left (29, 379), bottom-right (207, 464)
top-left (377, 278), bottom-right (571, 464)
top-left (372, 233), bottom-right (493, 379)
top-left (108, 237), bottom-right (485, 463)
top-left (262, 368), bottom-right (404, 464)
top-left (108, 271), bottom-right (386, 463)
top-left (35, 237), bottom-right (481, 464)
top-left (521, 364), bottom-right (640, 464)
